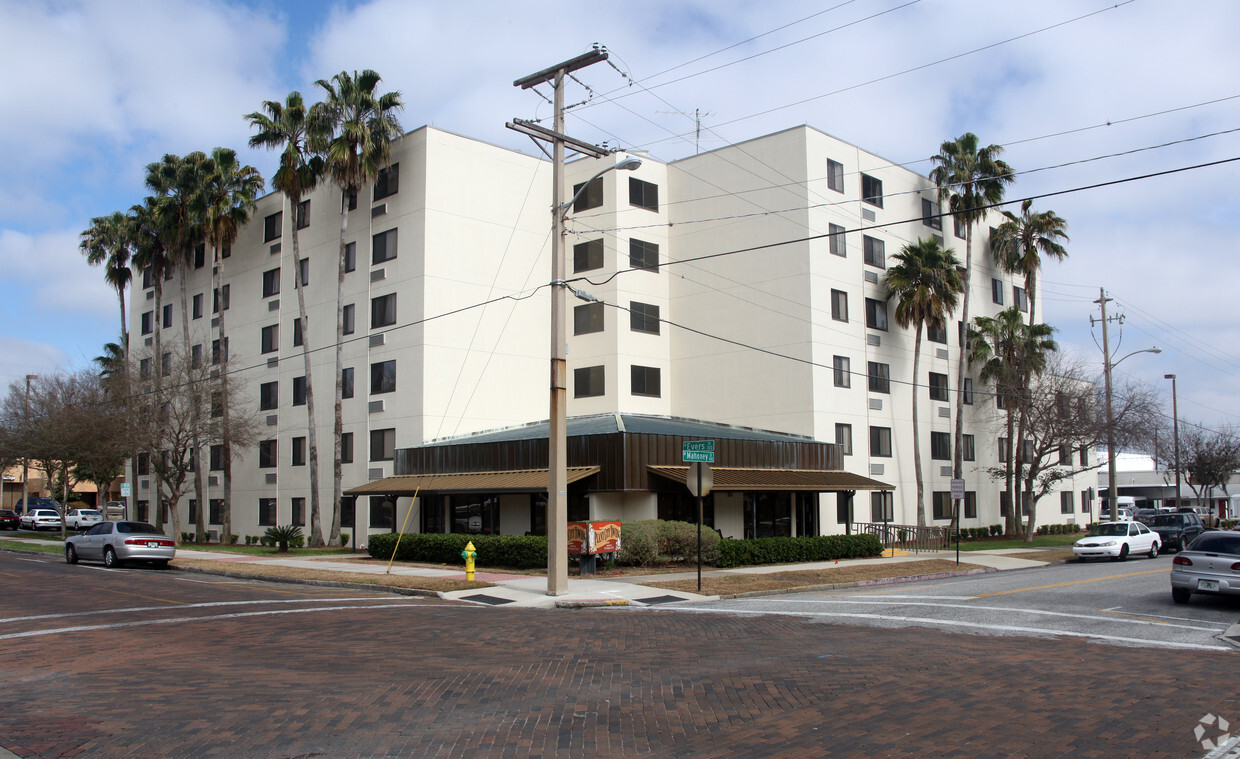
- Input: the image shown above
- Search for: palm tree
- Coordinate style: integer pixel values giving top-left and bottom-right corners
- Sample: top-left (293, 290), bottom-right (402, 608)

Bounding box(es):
top-left (79, 211), bottom-right (134, 345)
top-left (968, 309), bottom-right (1056, 535)
top-left (929, 133), bottom-right (1015, 504)
top-left (314, 70), bottom-right (403, 545)
top-left (990, 199), bottom-right (1069, 328)
top-left (94, 340), bottom-right (126, 380)
top-left (884, 238), bottom-right (963, 526)
top-left (247, 92), bottom-right (327, 546)
top-left (201, 147), bottom-right (264, 546)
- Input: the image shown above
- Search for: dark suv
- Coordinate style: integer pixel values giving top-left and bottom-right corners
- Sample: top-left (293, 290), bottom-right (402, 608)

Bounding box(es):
top-left (1149, 511), bottom-right (1205, 552)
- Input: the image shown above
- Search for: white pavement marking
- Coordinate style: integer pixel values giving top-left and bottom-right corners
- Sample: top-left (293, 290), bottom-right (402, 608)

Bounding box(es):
top-left (0, 603), bottom-right (450, 640)
top-left (642, 607), bottom-right (1234, 652)
top-left (0, 597), bottom-right (428, 625)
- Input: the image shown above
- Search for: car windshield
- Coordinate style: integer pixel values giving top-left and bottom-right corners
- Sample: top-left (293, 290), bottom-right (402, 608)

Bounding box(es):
top-left (116, 522), bottom-right (161, 534)
top-left (1189, 534), bottom-right (1240, 555)
top-left (1087, 524), bottom-right (1130, 537)
top-left (1151, 514), bottom-right (1185, 527)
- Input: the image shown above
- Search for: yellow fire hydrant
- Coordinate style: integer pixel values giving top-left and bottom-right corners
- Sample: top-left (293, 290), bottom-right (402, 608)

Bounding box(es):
top-left (462, 541), bottom-right (477, 582)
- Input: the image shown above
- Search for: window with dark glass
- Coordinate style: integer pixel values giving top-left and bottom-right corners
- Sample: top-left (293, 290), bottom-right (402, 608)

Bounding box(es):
top-left (927, 321), bottom-right (947, 344)
top-left (296, 199), bottom-right (310, 230)
top-left (292, 317), bottom-right (303, 347)
top-left (259, 381), bottom-right (277, 411)
top-left (264, 211), bottom-right (282, 242)
top-left (629, 238), bottom-right (659, 270)
top-left (963, 377), bottom-right (974, 405)
top-left (831, 289), bottom-right (848, 322)
top-left (931, 431), bottom-right (951, 460)
top-left (573, 239), bottom-right (603, 273)
top-left (191, 343), bottom-right (202, 369)
top-left (963, 434), bottom-right (975, 461)
top-left (371, 360), bottom-right (396, 394)
top-left (827, 159), bottom-right (844, 193)
top-left (291, 497), bottom-right (305, 527)
top-left (1014, 285), bottom-right (1028, 312)
top-left (631, 365), bottom-right (661, 397)
top-left (292, 375), bottom-right (306, 406)
top-left (868, 361), bottom-right (890, 394)
top-left (141, 310), bottom-right (153, 335)
top-left (870, 426), bottom-right (892, 457)
top-left (162, 352), bottom-right (172, 378)
top-left (829, 223), bottom-right (846, 256)
top-left (833, 355), bottom-right (850, 388)
top-left (572, 176), bottom-right (603, 212)
top-left (162, 304), bottom-right (172, 329)
top-left (211, 337), bottom-right (228, 365)
top-left (998, 436), bottom-right (1008, 463)
top-left (261, 324), bottom-right (278, 354)
top-left (574, 365), bottom-right (604, 398)
top-left (344, 241), bottom-right (356, 273)
top-left (992, 278), bottom-right (1004, 305)
top-left (929, 372), bottom-right (949, 401)
top-left (298, 257), bottom-right (309, 287)
top-left (630, 302), bottom-right (659, 334)
top-left (137, 357), bottom-right (151, 379)
top-left (932, 491), bottom-right (952, 520)
top-left (629, 177), bottom-right (658, 211)
top-left (372, 228), bottom-right (397, 264)
top-left (922, 198), bottom-right (942, 229)
top-left (192, 293), bottom-right (203, 320)
top-left (863, 235), bottom-right (885, 268)
top-left (292, 436), bottom-right (306, 466)
top-left (259, 440), bottom-right (277, 468)
top-left (964, 491), bottom-right (977, 519)
top-left (373, 163), bottom-right (399, 201)
top-left (342, 367), bottom-right (354, 399)
top-left (343, 303), bottom-right (355, 335)
top-left (574, 302), bottom-right (603, 335)
top-left (954, 215), bottom-right (966, 239)
top-left (371, 293), bottom-right (397, 328)
top-left (871, 491), bottom-right (893, 521)
top-left (835, 423), bottom-right (852, 455)
top-left (865, 298), bottom-right (888, 331)
top-left (861, 173), bottom-right (883, 207)
top-left (370, 428), bottom-right (395, 461)
top-left (259, 498), bottom-right (276, 526)
top-left (262, 268), bottom-right (280, 298)
top-left (210, 445), bottom-right (223, 471)
top-left (213, 284), bottom-right (230, 313)
top-left (341, 432), bottom-right (353, 463)
top-left (193, 244), bottom-right (205, 269)
top-left (1061, 491), bottom-right (1075, 514)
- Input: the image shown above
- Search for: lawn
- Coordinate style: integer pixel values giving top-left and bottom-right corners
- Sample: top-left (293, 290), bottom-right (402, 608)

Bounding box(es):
top-left (177, 543), bottom-right (358, 557)
top-left (956, 533), bottom-right (1081, 551)
top-left (0, 539), bottom-right (61, 554)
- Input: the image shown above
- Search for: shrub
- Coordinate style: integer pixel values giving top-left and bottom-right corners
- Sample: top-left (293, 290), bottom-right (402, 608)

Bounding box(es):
top-left (227, 534), bottom-right (239, 545)
top-left (611, 520), bottom-right (721, 567)
top-left (340, 532), bottom-right (350, 546)
top-left (615, 521), bottom-right (660, 567)
top-left (265, 525), bottom-right (303, 553)
top-left (990, 524), bottom-right (1003, 536)
top-left (716, 534), bottom-right (882, 568)
top-left (367, 533), bottom-right (548, 569)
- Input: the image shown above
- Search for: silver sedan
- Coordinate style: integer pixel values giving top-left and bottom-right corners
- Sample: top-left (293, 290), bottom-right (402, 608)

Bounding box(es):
top-left (1170, 531), bottom-right (1240, 604)
top-left (65, 521), bottom-right (176, 569)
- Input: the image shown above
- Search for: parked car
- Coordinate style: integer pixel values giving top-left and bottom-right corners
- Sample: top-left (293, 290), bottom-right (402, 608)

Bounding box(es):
top-left (1073, 521), bottom-right (1160, 561)
top-left (65, 508), bottom-right (104, 531)
top-left (20, 508), bottom-right (63, 531)
top-left (1134, 508), bottom-right (1160, 525)
top-left (14, 497), bottom-right (62, 516)
top-left (1149, 512), bottom-right (1205, 552)
top-left (1170, 531), bottom-right (1240, 604)
top-left (0, 509), bottom-right (19, 530)
top-left (64, 521), bottom-right (175, 569)
top-left (103, 501), bottom-right (127, 521)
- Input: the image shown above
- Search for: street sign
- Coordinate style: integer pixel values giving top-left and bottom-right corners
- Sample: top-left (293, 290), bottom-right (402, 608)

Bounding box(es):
top-left (686, 462), bottom-right (713, 496)
top-left (683, 440), bottom-right (716, 463)
top-left (950, 478), bottom-right (965, 500)
top-left (120, 483), bottom-right (131, 497)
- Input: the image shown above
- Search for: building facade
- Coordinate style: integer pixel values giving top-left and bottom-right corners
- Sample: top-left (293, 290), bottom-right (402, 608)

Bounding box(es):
top-left (127, 124), bottom-right (1093, 542)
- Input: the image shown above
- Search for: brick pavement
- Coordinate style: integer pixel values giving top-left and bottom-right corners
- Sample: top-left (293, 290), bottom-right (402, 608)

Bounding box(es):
top-left (2, 592), bottom-right (1236, 758)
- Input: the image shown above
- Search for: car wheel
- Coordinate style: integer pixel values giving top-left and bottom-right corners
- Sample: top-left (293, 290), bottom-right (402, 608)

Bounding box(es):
top-left (1148, 542), bottom-right (1159, 559)
top-left (65, 545), bottom-right (78, 565)
top-left (103, 547), bottom-right (123, 569)
top-left (1172, 588), bottom-right (1191, 604)
top-left (1114, 544), bottom-right (1130, 562)
top-left (153, 560), bottom-right (170, 570)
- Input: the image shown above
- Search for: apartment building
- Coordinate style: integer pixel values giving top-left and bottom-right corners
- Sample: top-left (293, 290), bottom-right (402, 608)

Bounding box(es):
top-left (128, 124), bottom-right (1094, 542)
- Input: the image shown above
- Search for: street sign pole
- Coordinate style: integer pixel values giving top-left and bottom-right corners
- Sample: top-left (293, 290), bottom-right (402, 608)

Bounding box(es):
top-left (683, 442), bottom-right (715, 594)
top-left (697, 464), bottom-right (703, 593)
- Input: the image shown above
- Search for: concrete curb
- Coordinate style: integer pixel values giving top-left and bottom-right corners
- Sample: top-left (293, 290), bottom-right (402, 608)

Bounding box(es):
top-left (554, 599), bottom-right (631, 608)
top-left (715, 566), bottom-right (998, 600)
top-left (167, 564), bottom-right (446, 599)
top-left (1220, 622), bottom-right (1240, 650)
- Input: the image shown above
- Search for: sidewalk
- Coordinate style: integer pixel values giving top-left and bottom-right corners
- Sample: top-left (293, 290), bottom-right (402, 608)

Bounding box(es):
top-left (4, 535), bottom-right (1060, 609)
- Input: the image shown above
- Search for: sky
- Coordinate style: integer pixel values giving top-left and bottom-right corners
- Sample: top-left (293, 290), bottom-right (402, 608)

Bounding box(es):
top-left (2, 0), bottom-right (1238, 442)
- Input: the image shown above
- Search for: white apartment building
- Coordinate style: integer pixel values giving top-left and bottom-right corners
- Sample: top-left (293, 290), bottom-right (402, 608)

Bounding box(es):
top-left (128, 124), bottom-right (1094, 542)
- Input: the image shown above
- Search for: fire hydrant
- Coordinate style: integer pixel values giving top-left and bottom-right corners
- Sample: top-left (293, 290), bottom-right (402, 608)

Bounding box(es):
top-left (461, 541), bottom-right (477, 582)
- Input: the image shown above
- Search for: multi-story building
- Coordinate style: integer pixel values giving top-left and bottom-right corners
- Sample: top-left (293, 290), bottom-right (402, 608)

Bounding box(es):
top-left (128, 124), bottom-right (1094, 542)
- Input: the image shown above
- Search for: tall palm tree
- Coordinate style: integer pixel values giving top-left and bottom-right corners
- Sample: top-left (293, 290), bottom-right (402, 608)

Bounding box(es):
top-left (94, 340), bottom-right (127, 380)
top-left (884, 238), bottom-right (963, 526)
top-left (929, 133), bottom-right (1014, 504)
top-left (202, 147), bottom-right (264, 545)
top-left (314, 70), bottom-right (403, 545)
top-left (79, 211), bottom-right (134, 345)
top-left (247, 92), bottom-right (327, 546)
top-left (990, 199), bottom-right (1069, 328)
top-left (968, 309), bottom-right (1056, 535)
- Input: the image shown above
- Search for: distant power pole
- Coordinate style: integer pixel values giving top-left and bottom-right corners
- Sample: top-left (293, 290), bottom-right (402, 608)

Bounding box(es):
top-left (657, 108), bottom-right (715, 154)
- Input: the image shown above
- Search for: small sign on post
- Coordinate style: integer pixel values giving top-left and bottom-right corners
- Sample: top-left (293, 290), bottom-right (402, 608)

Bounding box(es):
top-left (683, 440), bottom-right (715, 463)
top-left (950, 478), bottom-right (965, 500)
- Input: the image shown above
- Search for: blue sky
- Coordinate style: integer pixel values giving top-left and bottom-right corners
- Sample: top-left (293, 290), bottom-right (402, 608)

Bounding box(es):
top-left (2, 0), bottom-right (1239, 436)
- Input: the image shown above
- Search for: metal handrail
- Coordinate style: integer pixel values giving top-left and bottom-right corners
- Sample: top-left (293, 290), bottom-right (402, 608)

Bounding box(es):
top-left (853, 522), bottom-right (951, 553)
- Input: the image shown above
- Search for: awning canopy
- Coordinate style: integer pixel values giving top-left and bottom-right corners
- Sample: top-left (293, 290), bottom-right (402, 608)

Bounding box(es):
top-left (344, 466), bottom-right (601, 497)
top-left (647, 466), bottom-right (892, 492)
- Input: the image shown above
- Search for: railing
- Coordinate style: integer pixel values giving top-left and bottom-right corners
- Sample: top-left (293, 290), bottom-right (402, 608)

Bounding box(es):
top-left (853, 522), bottom-right (952, 553)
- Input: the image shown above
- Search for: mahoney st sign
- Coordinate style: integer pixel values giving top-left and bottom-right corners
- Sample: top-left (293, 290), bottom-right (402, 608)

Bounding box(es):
top-left (683, 440), bottom-right (715, 463)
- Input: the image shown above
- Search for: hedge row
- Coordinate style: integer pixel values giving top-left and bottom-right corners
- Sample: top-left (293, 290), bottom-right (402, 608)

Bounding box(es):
top-left (367, 532), bottom-right (547, 569)
top-left (716, 534), bottom-right (883, 568)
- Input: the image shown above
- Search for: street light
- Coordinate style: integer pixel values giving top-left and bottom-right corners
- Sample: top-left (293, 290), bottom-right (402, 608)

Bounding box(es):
top-left (547, 155), bottom-right (642, 595)
top-left (1103, 347), bottom-right (1160, 521)
top-left (22, 374), bottom-right (37, 511)
top-left (1165, 374), bottom-right (1182, 514)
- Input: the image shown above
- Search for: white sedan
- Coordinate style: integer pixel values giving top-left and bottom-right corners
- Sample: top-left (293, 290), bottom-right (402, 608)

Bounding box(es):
top-left (1073, 521), bottom-right (1160, 561)
top-left (65, 509), bottom-right (103, 531)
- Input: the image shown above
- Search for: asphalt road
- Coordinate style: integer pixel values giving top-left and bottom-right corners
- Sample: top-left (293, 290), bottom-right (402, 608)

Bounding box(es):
top-left (684, 552), bottom-right (1240, 652)
top-left (3, 550), bottom-right (1240, 758)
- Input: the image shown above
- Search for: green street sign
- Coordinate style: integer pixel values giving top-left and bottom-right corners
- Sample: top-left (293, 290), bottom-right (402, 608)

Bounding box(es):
top-left (683, 440), bottom-right (715, 453)
top-left (683, 451), bottom-right (715, 463)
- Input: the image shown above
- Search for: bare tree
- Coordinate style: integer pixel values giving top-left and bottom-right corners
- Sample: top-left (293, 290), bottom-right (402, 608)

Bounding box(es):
top-left (1171, 425), bottom-right (1240, 519)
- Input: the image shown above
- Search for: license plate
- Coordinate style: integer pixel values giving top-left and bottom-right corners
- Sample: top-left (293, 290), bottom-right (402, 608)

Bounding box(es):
top-left (1198, 579), bottom-right (1220, 591)
top-left (146, 541), bottom-right (161, 548)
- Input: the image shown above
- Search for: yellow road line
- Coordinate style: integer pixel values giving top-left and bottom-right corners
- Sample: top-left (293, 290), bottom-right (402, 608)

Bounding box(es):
top-left (974, 568), bottom-right (1165, 597)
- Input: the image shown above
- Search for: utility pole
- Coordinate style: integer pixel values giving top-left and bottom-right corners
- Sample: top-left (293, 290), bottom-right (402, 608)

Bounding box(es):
top-left (1094, 289), bottom-right (1118, 522)
top-left (1165, 374), bottom-right (1182, 513)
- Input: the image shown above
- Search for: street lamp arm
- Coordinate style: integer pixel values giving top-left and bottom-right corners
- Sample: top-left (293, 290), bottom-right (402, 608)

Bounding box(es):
top-left (1111, 346), bottom-right (1161, 370)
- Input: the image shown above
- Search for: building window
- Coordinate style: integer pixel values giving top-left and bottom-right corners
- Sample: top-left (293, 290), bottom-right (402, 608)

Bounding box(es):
top-left (344, 241), bottom-right (356, 273)
top-left (871, 491), bottom-right (893, 521)
top-left (992, 278), bottom-right (1004, 305)
top-left (630, 238), bottom-right (659, 270)
top-left (630, 302), bottom-right (659, 334)
top-left (831, 289), bottom-right (848, 322)
top-left (162, 304), bottom-right (172, 329)
top-left (264, 212), bottom-right (282, 242)
top-left (341, 432), bottom-right (353, 464)
top-left (259, 440), bottom-right (277, 468)
top-left (631, 365), bottom-right (661, 397)
top-left (870, 426), bottom-right (892, 457)
top-left (861, 173), bottom-right (883, 207)
top-left (191, 343), bottom-right (202, 369)
top-left (922, 198), bottom-right (942, 230)
top-left (827, 159), bottom-right (844, 193)
top-left (211, 337), bottom-right (228, 365)
top-left (927, 321), bottom-right (947, 344)
top-left (194, 243), bottom-right (205, 269)
top-left (262, 268), bottom-right (280, 298)
top-left (835, 423), bottom-right (852, 455)
top-left (162, 352), bottom-right (172, 378)
top-left (863, 235), bottom-right (885, 268)
top-left (1013, 285), bottom-right (1028, 312)
top-left (371, 293), bottom-right (397, 329)
top-left (259, 381), bottom-right (278, 411)
top-left (931, 432), bottom-right (951, 460)
top-left (298, 257), bottom-right (309, 287)
top-left (261, 324), bottom-right (278, 354)
top-left (141, 311), bottom-right (153, 335)
top-left (370, 428), bottom-right (395, 462)
top-left (371, 360), bottom-right (396, 394)
top-left (1079, 446), bottom-right (1089, 466)
top-left (292, 436), bottom-right (306, 466)
top-left (954, 215), bottom-right (966, 239)
top-left (1059, 444), bottom-right (1071, 465)
top-left (213, 284), bottom-right (230, 313)
top-left (192, 293), bottom-right (203, 320)
top-left (1081, 489), bottom-right (1092, 513)
top-left (865, 298), bottom-right (888, 331)
top-left (963, 434), bottom-right (975, 461)
top-left (574, 302), bottom-right (603, 335)
top-left (829, 223), bottom-right (846, 257)
top-left (929, 372), bottom-right (949, 402)
top-left (372, 228), bottom-right (397, 265)
top-left (291, 497), bottom-right (305, 527)
top-left (342, 367), bottom-right (354, 399)
top-left (342, 303), bottom-right (355, 335)
top-left (343, 191), bottom-right (357, 212)
top-left (998, 437), bottom-right (1008, 463)
top-left (964, 491), bottom-right (977, 519)
top-left (258, 498), bottom-right (277, 527)
top-left (833, 355), bottom-right (850, 388)
top-left (629, 177), bottom-right (658, 211)
top-left (868, 362), bottom-right (890, 394)
top-left (963, 377), bottom-right (974, 405)
top-left (373, 163), bottom-right (399, 201)
top-left (932, 491), bottom-right (953, 521)
top-left (296, 199), bottom-right (310, 230)
top-left (572, 176), bottom-right (603, 212)
top-left (1061, 491), bottom-right (1075, 514)
top-left (574, 239), bottom-right (603, 273)
top-left (574, 365), bottom-right (605, 398)
top-left (292, 375), bottom-right (307, 406)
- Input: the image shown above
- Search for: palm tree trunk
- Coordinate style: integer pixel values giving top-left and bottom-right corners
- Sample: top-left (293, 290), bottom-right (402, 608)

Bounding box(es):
top-left (952, 224), bottom-right (973, 494)
top-left (289, 196), bottom-right (325, 547)
top-left (912, 326), bottom-right (925, 526)
top-left (1004, 405), bottom-right (1016, 536)
top-left (180, 251), bottom-right (205, 544)
top-left (153, 276), bottom-right (165, 531)
top-left (213, 245), bottom-right (233, 543)
top-left (330, 193), bottom-right (349, 546)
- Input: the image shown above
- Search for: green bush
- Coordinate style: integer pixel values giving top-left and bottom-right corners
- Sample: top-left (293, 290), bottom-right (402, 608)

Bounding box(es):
top-left (368, 532), bottom-right (548, 569)
top-left (990, 524), bottom-right (1003, 536)
top-left (716, 534), bottom-right (882, 568)
top-left (613, 520), bottom-right (721, 567)
top-left (227, 534), bottom-right (239, 545)
top-left (340, 532), bottom-right (350, 546)
top-left (615, 521), bottom-right (660, 567)
top-left (265, 525), bottom-right (303, 552)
